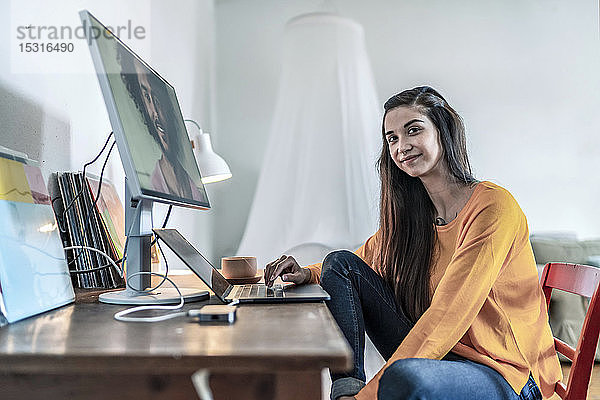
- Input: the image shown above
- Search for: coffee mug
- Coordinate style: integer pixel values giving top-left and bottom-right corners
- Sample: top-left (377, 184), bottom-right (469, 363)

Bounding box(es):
top-left (221, 256), bottom-right (257, 279)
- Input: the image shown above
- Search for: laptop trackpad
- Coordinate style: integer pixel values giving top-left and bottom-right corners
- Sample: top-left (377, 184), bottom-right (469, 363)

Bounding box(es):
top-left (282, 284), bottom-right (325, 298)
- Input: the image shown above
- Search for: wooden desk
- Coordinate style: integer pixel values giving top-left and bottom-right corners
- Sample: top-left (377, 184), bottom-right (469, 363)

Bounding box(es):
top-left (0, 276), bottom-right (352, 400)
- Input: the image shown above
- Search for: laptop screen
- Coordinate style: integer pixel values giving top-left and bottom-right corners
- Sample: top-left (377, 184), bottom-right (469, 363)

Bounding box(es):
top-left (152, 229), bottom-right (231, 299)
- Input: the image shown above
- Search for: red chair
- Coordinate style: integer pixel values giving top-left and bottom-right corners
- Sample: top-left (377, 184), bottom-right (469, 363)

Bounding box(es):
top-left (540, 262), bottom-right (600, 400)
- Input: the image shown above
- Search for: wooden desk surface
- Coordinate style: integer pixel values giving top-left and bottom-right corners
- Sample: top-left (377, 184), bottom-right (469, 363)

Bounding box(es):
top-left (0, 272), bottom-right (351, 399)
top-left (0, 301), bottom-right (351, 375)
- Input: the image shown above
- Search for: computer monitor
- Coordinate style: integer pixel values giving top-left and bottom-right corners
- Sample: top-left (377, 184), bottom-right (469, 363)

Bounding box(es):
top-left (80, 10), bottom-right (210, 304)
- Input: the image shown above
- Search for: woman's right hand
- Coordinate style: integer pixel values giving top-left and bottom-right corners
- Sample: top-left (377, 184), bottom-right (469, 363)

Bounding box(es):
top-left (264, 255), bottom-right (311, 287)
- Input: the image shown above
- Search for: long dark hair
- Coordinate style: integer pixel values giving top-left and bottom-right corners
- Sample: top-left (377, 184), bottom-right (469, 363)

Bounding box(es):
top-left (375, 86), bottom-right (476, 323)
top-left (116, 43), bottom-right (180, 161)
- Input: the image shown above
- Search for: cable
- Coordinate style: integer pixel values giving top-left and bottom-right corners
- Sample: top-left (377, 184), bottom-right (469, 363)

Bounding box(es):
top-left (114, 244), bottom-right (185, 323)
top-left (64, 131), bottom-right (172, 280)
top-left (64, 241), bottom-right (186, 323)
top-left (61, 131), bottom-right (181, 318)
top-left (114, 204), bottom-right (172, 266)
top-left (113, 271), bottom-right (186, 323)
top-left (161, 205), bottom-right (173, 228)
top-left (66, 140), bottom-right (117, 272)
top-left (150, 205), bottom-right (173, 246)
top-left (114, 206), bottom-right (172, 293)
top-left (114, 230), bottom-right (181, 323)
top-left (64, 245), bottom-right (123, 277)
top-left (61, 132), bottom-right (114, 224)
top-left (77, 195), bottom-right (171, 293)
top-left (127, 240), bottom-right (170, 293)
top-left (146, 212), bottom-right (174, 290)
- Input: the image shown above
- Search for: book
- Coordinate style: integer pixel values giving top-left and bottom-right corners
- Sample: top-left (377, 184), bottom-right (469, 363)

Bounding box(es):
top-left (48, 171), bottom-right (124, 289)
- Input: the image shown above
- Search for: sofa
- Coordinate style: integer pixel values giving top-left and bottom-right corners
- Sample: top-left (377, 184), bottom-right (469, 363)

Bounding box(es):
top-left (530, 233), bottom-right (600, 361)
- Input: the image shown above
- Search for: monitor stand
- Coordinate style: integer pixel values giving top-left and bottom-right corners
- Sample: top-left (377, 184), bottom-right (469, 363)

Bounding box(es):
top-left (99, 181), bottom-right (209, 305)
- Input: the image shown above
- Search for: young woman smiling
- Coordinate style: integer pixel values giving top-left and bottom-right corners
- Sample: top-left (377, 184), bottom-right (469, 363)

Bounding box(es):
top-left (264, 86), bottom-right (561, 400)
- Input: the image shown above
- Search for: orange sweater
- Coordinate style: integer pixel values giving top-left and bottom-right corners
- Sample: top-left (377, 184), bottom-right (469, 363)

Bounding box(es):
top-left (307, 181), bottom-right (561, 399)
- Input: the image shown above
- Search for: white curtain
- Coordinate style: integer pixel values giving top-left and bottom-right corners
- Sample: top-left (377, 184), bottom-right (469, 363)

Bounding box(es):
top-left (237, 13), bottom-right (381, 267)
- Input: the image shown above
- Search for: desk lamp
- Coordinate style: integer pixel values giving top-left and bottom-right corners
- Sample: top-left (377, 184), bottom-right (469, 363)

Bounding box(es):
top-left (185, 119), bottom-right (232, 184)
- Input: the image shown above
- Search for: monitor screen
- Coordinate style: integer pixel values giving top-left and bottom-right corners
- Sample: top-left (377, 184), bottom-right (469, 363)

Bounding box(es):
top-left (82, 11), bottom-right (210, 209)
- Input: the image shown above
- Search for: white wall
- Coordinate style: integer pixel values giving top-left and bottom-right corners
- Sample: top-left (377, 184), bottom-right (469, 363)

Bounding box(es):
top-left (0, 0), bottom-right (216, 268)
top-left (3, 0), bottom-right (599, 272)
top-left (214, 0), bottom-right (600, 263)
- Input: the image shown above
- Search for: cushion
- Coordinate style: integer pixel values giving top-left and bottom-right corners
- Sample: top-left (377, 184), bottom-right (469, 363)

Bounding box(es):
top-left (529, 232), bottom-right (578, 240)
top-left (586, 255), bottom-right (600, 268)
top-left (548, 290), bottom-right (600, 361)
top-left (530, 237), bottom-right (587, 265)
top-left (581, 239), bottom-right (600, 259)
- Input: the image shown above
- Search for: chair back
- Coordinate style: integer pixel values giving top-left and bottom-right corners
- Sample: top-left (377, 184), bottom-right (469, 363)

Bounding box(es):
top-left (540, 262), bottom-right (600, 400)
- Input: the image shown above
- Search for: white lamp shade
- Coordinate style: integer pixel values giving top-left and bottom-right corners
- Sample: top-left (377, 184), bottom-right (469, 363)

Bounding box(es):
top-left (194, 133), bottom-right (232, 184)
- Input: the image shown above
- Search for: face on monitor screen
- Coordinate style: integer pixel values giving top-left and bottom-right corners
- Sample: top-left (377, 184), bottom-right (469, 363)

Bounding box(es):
top-left (87, 13), bottom-right (209, 208)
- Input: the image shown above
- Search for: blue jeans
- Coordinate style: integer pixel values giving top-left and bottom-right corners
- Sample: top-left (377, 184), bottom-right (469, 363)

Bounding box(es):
top-left (320, 250), bottom-right (542, 400)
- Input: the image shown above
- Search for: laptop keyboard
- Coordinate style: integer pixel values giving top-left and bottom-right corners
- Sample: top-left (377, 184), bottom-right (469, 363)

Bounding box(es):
top-left (232, 284), bottom-right (284, 299)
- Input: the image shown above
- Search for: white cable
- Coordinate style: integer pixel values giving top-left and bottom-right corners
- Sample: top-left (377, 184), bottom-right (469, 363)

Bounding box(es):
top-left (129, 240), bottom-right (169, 294)
top-left (113, 271), bottom-right (186, 323)
top-left (67, 244), bottom-right (187, 322)
top-left (64, 217), bottom-right (187, 323)
top-left (64, 245), bottom-right (123, 277)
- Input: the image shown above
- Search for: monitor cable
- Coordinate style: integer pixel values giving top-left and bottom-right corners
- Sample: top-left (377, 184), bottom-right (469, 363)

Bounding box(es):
top-left (64, 133), bottom-right (117, 274)
top-left (114, 239), bottom-right (188, 322)
top-left (61, 132), bottom-right (188, 322)
top-left (65, 227), bottom-right (189, 322)
top-left (60, 131), bottom-right (114, 225)
top-left (113, 271), bottom-right (186, 323)
top-left (65, 204), bottom-right (173, 277)
top-left (62, 130), bottom-right (173, 280)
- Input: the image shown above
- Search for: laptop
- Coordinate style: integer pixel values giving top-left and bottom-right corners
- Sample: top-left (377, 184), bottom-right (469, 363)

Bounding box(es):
top-left (153, 228), bottom-right (330, 303)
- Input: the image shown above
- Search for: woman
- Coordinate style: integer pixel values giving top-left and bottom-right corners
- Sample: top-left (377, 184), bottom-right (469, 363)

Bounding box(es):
top-left (264, 86), bottom-right (561, 400)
